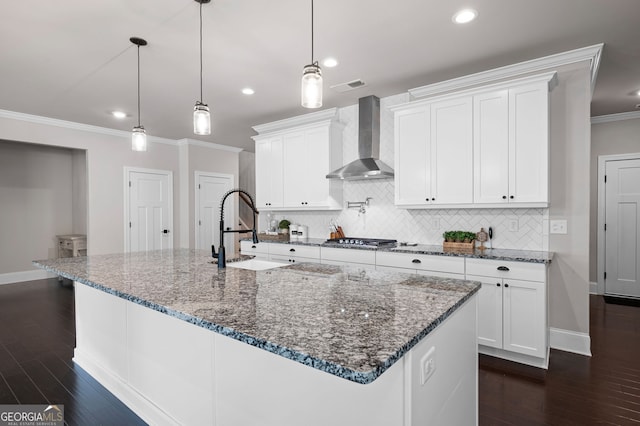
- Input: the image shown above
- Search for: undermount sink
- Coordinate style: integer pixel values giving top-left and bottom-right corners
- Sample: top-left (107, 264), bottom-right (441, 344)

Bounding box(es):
top-left (226, 259), bottom-right (288, 271)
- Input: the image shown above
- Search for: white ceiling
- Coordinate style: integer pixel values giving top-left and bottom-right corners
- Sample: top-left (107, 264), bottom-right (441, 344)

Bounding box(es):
top-left (1, 0), bottom-right (639, 152)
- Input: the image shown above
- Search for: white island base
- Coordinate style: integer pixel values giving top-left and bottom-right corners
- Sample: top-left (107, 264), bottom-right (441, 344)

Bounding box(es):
top-left (73, 283), bottom-right (478, 426)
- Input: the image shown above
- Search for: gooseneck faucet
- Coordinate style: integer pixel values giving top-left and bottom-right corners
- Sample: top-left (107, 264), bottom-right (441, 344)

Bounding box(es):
top-left (212, 188), bottom-right (259, 268)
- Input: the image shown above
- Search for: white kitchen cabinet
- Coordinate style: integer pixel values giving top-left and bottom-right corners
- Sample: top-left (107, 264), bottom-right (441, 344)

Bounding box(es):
top-left (393, 96), bottom-right (473, 207)
top-left (253, 109), bottom-right (343, 211)
top-left (376, 251), bottom-right (465, 278)
top-left (320, 247), bottom-right (376, 267)
top-left (269, 243), bottom-right (321, 264)
top-left (240, 241), bottom-right (270, 259)
top-left (473, 75), bottom-right (553, 206)
top-left (467, 258), bottom-right (548, 367)
top-left (255, 136), bottom-right (284, 209)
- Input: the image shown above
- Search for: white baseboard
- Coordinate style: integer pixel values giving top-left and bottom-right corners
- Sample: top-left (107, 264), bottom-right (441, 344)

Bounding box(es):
top-left (589, 281), bottom-right (598, 294)
top-left (550, 327), bottom-right (592, 356)
top-left (0, 269), bottom-right (57, 285)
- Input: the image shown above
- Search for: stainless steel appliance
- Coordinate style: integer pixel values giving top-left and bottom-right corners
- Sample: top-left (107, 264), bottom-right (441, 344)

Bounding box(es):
top-left (323, 237), bottom-right (397, 248)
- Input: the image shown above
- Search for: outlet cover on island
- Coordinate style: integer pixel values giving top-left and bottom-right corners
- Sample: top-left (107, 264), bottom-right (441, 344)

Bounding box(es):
top-left (420, 346), bottom-right (436, 385)
top-left (550, 219), bottom-right (568, 234)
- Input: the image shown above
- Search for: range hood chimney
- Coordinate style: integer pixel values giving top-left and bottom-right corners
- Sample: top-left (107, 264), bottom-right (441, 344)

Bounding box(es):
top-left (326, 95), bottom-right (394, 180)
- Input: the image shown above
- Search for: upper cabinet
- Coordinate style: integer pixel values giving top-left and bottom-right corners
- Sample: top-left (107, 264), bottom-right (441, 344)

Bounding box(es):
top-left (474, 81), bottom-right (550, 205)
top-left (392, 72), bottom-right (557, 209)
top-left (394, 96), bottom-right (473, 207)
top-left (253, 109), bottom-right (343, 211)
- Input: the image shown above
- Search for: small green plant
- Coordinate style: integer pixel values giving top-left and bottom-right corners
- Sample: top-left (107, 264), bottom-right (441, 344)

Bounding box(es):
top-left (443, 230), bottom-right (476, 243)
top-left (278, 219), bottom-right (291, 229)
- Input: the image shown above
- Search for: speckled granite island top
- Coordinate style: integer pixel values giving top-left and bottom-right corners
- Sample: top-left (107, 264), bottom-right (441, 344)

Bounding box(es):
top-left (33, 249), bottom-right (479, 384)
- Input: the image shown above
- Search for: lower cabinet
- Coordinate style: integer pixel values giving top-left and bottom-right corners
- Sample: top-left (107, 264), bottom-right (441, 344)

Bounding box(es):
top-left (467, 258), bottom-right (548, 368)
top-left (240, 241), bottom-right (270, 259)
top-left (268, 243), bottom-right (321, 264)
top-left (376, 251), bottom-right (465, 279)
top-left (320, 247), bottom-right (376, 267)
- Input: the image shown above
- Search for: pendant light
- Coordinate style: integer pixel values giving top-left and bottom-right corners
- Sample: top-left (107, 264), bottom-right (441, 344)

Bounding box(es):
top-left (301, 0), bottom-right (322, 108)
top-left (130, 37), bottom-right (148, 151)
top-left (193, 0), bottom-right (211, 135)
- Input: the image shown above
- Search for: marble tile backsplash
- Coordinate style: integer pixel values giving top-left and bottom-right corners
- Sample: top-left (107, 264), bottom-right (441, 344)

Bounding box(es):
top-left (258, 92), bottom-right (549, 252)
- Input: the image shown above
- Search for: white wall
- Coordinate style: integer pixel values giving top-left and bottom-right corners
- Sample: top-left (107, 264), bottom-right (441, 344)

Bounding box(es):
top-left (590, 116), bottom-right (640, 283)
top-left (72, 149), bottom-right (87, 234)
top-left (0, 114), bottom-right (243, 277)
top-left (0, 141), bottom-right (74, 273)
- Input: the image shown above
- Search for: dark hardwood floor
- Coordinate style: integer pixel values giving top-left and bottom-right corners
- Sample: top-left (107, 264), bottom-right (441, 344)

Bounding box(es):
top-left (1, 278), bottom-right (639, 425)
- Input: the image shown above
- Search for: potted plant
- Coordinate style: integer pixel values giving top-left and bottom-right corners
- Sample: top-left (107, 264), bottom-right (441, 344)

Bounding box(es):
top-left (278, 219), bottom-right (291, 234)
top-left (442, 230), bottom-right (476, 252)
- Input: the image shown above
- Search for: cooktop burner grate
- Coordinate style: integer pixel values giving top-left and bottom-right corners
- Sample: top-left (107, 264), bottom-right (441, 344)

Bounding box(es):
top-left (323, 237), bottom-right (397, 248)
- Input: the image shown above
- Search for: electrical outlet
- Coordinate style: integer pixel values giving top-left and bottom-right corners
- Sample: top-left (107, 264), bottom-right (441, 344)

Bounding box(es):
top-left (432, 218), bottom-right (441, 230)
top-left (420, 346), bottom-right (436, 385)
top-left (550, 219), bottom-right (568, 234)
top-left (508, 219), bottom-right (519, 232)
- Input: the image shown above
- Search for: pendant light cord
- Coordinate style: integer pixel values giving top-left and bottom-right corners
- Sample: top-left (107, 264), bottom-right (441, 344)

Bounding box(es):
top-left (137, 44), bottom-right (141, 127)
top-left (311, 0), bottom-right (314, 64)
top-left (199, 0), bottom-right (204, 103)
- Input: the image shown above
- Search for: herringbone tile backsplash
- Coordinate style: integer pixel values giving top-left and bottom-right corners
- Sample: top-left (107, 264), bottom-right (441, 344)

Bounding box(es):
top-left (259, 93), bottom-right (549, 252)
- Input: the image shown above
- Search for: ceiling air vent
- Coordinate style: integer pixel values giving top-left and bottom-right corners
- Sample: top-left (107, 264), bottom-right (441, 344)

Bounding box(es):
top-left (330, 79), bottom-right (366, 93)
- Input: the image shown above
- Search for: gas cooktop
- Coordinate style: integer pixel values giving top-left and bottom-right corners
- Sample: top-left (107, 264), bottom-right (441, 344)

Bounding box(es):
top-left (323, 238), bottom-right (397, 248)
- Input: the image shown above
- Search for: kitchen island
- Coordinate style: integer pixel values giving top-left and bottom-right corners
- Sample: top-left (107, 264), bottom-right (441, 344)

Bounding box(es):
top-left (34, 249), bottom-right (480, 426)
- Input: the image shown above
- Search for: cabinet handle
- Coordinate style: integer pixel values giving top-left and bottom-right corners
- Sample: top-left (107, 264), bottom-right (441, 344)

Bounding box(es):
top-left (251, 245), bottom-right (256, 249)
top-left (510, 195), bottom-right (514, 199)
top-left (497, 266), bottom-right (510, 271)
top-left (431, 198), bottom-right (435, 201)
top-left (502, 195), bottom-right (507, 200)
top-left (504, 283), bottom-right (509, 288)
top-left (411, 259), bottom-right (421, 264)
top-left (496, 283), bottom-right (501, 287)
top-left (289, 248), bottom-right (296, 252)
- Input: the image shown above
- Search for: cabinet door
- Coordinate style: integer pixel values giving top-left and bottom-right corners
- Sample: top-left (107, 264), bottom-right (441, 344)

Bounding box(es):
top-left (430, 96), bottom-right (473, 204)
top-left (473, 90), bottom-right (509, 204)
top-left (304, 126), bottom-right (331, 208)
top-left (468, 275), bottom-right (503, 349)
top-left (394, 106), bottom-right (430, 205)
top-left (282, 131), bottom-right (307, 208)
top-left (509, 83), bottom-right (549, 204)
top-left (502, 278), bottom-right (546, 358)
top-left (255, 137), bottom-right (283, 208)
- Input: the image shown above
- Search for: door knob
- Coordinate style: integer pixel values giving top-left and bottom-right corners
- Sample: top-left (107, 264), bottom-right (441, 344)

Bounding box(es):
top-left (162, 229), bottom-right (170, 234)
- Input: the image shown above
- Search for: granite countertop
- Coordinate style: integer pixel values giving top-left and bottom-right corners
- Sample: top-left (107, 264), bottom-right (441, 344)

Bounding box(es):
top-left (33, 249), bottom-right (479, 385)
top-left (250, 238), bottom-right (554, 263)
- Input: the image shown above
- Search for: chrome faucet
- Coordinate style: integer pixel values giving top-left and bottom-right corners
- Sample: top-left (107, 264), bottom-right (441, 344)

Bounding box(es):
top-left (211, 188), bottom-right (259, 268)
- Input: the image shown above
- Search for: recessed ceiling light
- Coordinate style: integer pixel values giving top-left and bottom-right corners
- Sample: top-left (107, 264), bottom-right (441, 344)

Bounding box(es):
top-left (242, 87), bottom-right (255, 95)
top-left (112, 111), bottom-right (127, 119)
top-left (636, 89), bottom-right (640, 96)
top-left (323, 58), bottom-right (338, 68)
top-left (452, 9), bottom-right (478, 24)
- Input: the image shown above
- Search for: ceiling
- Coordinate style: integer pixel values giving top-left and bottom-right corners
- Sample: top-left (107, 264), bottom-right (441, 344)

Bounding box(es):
top-left (1, 0), bottom-right (639, 152)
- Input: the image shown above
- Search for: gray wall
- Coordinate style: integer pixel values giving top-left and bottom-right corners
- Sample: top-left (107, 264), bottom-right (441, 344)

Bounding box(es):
top-left (590, 116), bottom-right (640, 283)
top-left (0, 141), bottom-right (74, 273)
top-left (547, 64), bottom-right (592, 335)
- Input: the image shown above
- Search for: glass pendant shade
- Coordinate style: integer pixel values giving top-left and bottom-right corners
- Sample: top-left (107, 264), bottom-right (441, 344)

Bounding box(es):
top-left (193, 102), bottom-right (211, 135)
top-left (301, 64), bottom-right (323, 108)
top-left (131, 126), bottom-right (147, 151)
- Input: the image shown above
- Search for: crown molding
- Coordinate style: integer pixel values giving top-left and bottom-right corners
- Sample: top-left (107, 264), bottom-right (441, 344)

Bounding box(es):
top-left (176, 138), bottom-right (243, 152)
top-left (0, 109), bottom-right (179, 146)
top-left (252, 108), bottom-right (339, 135)
top-left (591, 110), bottom-right (640, 124)
top-left (409, 44), bottom-right (604, 99)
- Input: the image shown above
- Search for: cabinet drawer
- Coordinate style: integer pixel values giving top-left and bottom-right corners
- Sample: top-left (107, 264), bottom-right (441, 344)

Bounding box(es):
top-left (376, 251), bottom-right (465, 274)
top-left (240, 241), bottom-right (269, 255)
top-left (466, 258), bottom-right (546, 281)
top-left (321, 247), bottom-right (376, 265)
top-left (269, 244), bottom-right (320, 260)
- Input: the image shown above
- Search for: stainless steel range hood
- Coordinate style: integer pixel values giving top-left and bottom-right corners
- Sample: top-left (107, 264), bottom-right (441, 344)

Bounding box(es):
top-left (326, 95), bottom-right (394, 180)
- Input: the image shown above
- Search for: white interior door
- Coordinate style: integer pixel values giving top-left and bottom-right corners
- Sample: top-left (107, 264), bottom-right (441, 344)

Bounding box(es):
top-left (127, 169), bottom-right (173, 252)
top-left (605, 158), bottom-right (640, 298)
top-left (196, 173), bottom-right (234, 253)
